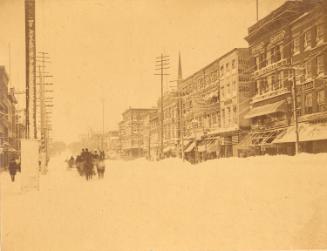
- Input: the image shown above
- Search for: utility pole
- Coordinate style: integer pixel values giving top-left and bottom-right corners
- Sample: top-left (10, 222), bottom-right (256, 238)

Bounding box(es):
top-left (292, 67), bottom-right (300, 154)
top-left (102, 98), bottom-right (105, 152)
top-left (155, 54), bottom-right (170, 159)
top-left (25, 0), bottom-right (36, 139)
top-left (36, 51), bottom-right (53, 171)
top-left (256, 0), bottom-right (259, 21)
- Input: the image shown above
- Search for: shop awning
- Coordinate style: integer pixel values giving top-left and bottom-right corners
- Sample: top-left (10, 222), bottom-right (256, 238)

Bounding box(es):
top-left (252, 129), bottom-right (286, 145)
top-left (197, 139), bottom-right (218, 153)
top-left (184, 141), bottom-right (196, 153)
top-left (207, 139), bottom-right (218, 153)
top-left (244, 100), bottom-right (286, 119)
top-left (273, 123), bottom-right (327, 143)
top-left (237, 134), bottom-right (253, 149)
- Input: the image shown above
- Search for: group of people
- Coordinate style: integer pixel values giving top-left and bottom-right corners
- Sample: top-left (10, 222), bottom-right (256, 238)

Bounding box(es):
top-left (67, 148), bottom-right (106, 180)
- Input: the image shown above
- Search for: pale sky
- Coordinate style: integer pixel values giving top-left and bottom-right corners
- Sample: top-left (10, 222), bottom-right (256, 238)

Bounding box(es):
top-left (0, 0), bottom-right (285, 144)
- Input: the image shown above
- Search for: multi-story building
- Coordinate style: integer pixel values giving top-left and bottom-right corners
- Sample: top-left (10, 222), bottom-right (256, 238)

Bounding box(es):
top-left (149, 111), bottom-right (159, 160)
top-left (218, 48), bottom-right (254, 157)
top-left (178, 48), bottom-right (253, 162)
top-left (0, 66), bottom-right (9, 168)
top-left (244, 0), bottom-right (315, 156)
top-left (119, 107), bottom-right (157, 159)
top-left (158, 91), bottom-right (179, 158)
top-left (0, 66), bottom-right (18, 169)
top-left (273, 1), bottom-right (327, 153)
top-left (142, 109), bottom-right (158, 160)
top-left (179, 58), bottom-right (220, 163)
top-left (105, 130), bottom-right (120, 159)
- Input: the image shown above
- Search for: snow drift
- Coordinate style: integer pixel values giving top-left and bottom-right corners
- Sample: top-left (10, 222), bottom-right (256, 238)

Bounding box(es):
top-left (1, 153), bottom-right (327, 251)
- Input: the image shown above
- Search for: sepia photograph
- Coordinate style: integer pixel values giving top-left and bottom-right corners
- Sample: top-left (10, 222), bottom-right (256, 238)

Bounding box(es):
top-left (0, 0), bottom-right (327, 250)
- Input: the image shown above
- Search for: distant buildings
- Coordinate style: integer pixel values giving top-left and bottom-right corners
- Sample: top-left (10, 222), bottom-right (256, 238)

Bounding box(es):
top-left (0, 66), bottom-right (23, 169)
top-left (105, 130), bottom-right (120, 159)
top-left (119, 107), bottom-right (157, 159)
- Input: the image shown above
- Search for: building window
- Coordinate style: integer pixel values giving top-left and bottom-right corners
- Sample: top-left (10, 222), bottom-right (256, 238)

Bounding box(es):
top-left (271, 45), bottom-right (281, 63)
top-left (226, 83), bottom-right (231, 95)
top-left (317, 55), bottom-right (325, 75)
top-left (221, 86), bottom-right (224, 99)
top-left (232, 59), bottom-right (236, 69)
top-left (260, 78), bottom-right (268, 94)
top-left (305, 60), bottom-right (313, 79)
top-left (222, 109), bottom-right (225, 127)
top-left (233, 105), bottom-right (237, 124)
top-left (226, 107), bottom-right (231, 126)
top-left (317, 90), bottom-right (326, 112)
top-left (211, 71), bottom-right (217, 82)
top-left (304, 93), bottom-right (313, 114)
top-left (304, 30), bottom-right (312, 49)
top-left (212, 113), bottom-right (217, 125)
top-left (259, 52), bottom-right (266, 69)
top-left (226, 63), bottom-right (230, 72)
top-left (317, 24), bottom-right (324, 43)
top-left (272, 73), bottom-right (281, 90)
top-left (293, 37), bottom-right (300, 54)
top-left (220, 66), bottom-right (224, 77)
top-left (232, 81), bottom-right (236, 94)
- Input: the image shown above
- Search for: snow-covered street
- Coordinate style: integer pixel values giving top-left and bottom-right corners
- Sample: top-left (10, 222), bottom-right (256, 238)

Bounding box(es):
top-left (1, 154), bottom-right (327, 251)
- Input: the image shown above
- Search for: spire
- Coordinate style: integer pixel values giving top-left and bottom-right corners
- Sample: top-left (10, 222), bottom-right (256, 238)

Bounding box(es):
top-left (178, 51), bottom-right (182, 82)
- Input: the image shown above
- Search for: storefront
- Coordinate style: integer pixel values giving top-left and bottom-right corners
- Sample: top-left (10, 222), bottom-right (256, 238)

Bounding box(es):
top-left (273, 122), bottom-right (327, 154)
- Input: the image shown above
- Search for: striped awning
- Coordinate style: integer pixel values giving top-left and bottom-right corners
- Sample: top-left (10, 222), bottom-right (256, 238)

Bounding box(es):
top-left (184, 142), bottom-right (196, 153)
top-left (273, 123), bottom-right (327, 143)
top-left (244, 100), bottom-right (286, 119)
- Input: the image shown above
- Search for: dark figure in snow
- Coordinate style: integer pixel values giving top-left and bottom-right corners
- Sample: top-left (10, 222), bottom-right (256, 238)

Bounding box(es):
top-left (75, 154), bottom-right (84, 176)
top-left (68, 156), bottom-right (75, 168)
top-left (100, 151), bottom-right (105, 160)
top-left (8, 158), bottom-right (17, 182)
top-left (84, 149), bottom-right (94, 180)
top-left (97, 159), bottom-right (105, 179)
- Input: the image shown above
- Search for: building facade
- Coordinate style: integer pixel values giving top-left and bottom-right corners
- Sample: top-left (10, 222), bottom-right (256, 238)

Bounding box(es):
top-left (244, 0), bottom-right (315, 156)
top-left (179, 59), bottom-right (220, 163)
top-left (0, 66), bottom-right (19, 169)
top-left (274, 2), bottom-right (327, 153)
top-left (157, 91), bottom-right (179, 158)
top-left (218, 48), bottom-right (254, 157)
top-left (119, 107), bottom-right (157, 159)
top-left (105, 130), bottom-right (120, 159)
top-left (178, 48), bottom-right (253, 163)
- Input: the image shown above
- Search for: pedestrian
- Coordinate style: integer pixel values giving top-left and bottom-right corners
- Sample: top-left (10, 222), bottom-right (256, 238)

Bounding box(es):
top-left (8, 157), bottom-right (17, 182)
top-left (97, 158), bottom-right (105, 179)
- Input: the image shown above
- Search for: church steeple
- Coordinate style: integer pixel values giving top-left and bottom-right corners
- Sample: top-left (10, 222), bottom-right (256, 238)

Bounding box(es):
top-left (177, 51), bottom-right (182, 83)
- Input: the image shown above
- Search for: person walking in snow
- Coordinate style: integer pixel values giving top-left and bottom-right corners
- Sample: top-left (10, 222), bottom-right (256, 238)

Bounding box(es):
top-left (8, 157), bottom-right (17, 182)
top-left (97, 157), bottom-right (105, 179)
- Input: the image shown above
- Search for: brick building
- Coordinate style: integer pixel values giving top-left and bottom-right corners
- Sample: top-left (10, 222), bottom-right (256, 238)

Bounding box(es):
top-left (119, 107), bottom-right (157, 159)
top-left (274, 1), bottom-right (327, 153)
top-left (244, 0), bottom-right (316, 156)
top-left (179, 58), bottom-right (220, 163)
top-left (217, 48), bottom-right (254, 157)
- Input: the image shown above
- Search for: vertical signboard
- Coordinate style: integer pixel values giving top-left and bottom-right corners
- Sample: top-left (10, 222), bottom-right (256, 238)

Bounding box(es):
top-left (25, 0), bottom-right (36, 139)
top-left (21, 139), bottom-right (39, 192)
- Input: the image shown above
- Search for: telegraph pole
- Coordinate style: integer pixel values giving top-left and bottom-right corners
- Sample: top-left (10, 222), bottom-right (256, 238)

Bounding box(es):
top-left (155, 54), bottom-right (170, 159)
top-left (36, 51), bottom-right (53, 170)
top-left (25, 0), bottom-right (36, 139)
top-left (101, 98), bottom-right (105, 152)
top-left (256, 0), bottom-right (259, 21)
